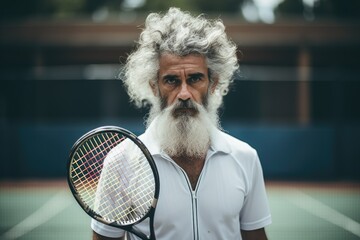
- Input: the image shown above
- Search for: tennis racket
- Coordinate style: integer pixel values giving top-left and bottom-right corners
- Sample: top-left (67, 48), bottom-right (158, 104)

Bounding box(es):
top-left (67, 126), bottom-right (160, 240)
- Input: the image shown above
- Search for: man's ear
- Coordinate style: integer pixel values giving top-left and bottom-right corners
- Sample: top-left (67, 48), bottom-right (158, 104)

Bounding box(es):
top-left (210, 78), bottom-right (219, 94)
top-left (149, 81), bottom-right (158, 96)
top-left (208, 69), bottom-right (218, 94)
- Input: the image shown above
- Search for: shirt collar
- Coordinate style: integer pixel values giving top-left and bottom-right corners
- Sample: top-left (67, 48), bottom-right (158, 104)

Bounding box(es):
top-left (209, 127), bottom-right (231, 154)
top-left (138, 119), bottom-right (162, 156)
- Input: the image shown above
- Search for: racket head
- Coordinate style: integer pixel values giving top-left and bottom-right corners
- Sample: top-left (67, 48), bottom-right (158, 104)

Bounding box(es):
top-left (67, 126), bottom-right (159, 228)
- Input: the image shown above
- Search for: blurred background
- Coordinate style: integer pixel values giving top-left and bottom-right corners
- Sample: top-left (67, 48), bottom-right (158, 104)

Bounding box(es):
top-left (0, 0), bottom-right (359, 239)
top-left (1, 0), bottom-right (359, 181)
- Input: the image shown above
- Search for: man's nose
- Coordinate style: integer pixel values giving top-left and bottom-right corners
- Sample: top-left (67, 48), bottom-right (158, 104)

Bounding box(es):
top-left (177, 82), bottom-right (191, 101)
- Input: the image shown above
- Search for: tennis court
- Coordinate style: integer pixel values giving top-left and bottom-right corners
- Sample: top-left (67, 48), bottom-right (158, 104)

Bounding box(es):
top-left (0, 181), bottom-right (359, 240)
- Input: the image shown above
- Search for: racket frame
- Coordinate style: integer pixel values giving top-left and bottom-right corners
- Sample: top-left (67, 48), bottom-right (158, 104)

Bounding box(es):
top-left (67, 126), bottom-right (160, 240)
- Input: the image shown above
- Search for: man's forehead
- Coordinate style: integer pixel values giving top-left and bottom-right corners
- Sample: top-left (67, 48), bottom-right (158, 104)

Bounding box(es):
top-left (158, 53), bottom-right (208, 74)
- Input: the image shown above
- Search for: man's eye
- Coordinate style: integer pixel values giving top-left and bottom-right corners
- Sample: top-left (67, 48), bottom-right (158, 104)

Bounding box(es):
top-left (165, 78), bottom-right (178, 84)
top-left (188, 76), bottom-right (202, 83)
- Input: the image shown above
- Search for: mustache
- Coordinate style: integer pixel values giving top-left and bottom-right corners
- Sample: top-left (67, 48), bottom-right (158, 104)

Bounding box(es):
top-left (172, 99), bottom-right (199, 117)
top-left (175, 99), bottom-right (197, 109)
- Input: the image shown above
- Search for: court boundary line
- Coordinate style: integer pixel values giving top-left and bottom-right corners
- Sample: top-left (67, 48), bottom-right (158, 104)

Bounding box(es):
top-left (289, 189), bottom-right (360, 238)
top-left (1, 189), bottom-right (72, 239)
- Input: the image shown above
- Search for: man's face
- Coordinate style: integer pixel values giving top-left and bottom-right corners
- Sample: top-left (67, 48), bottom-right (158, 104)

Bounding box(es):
top-left (153, 54), bottom-right (216, 117)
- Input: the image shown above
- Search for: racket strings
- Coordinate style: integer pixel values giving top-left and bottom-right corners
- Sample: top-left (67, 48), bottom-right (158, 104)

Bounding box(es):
top-left (96, 147), bottom-right (155, 224)
top-left (110, 167), bottom-right (155, 223)
top-left (72, 137), bottom-right (114, 186)
top-left (70, 131), bottom-right (156, 225)
top-left (71, 132), bottom-right (124, 208)
top-left (71, 133), bottom-right (120, 184)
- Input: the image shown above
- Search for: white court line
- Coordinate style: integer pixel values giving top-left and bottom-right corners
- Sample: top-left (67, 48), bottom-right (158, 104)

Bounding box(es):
top-left (1, 190), bottom-right (73, 239)
top-left (289, 189), bottom-right (360, 238)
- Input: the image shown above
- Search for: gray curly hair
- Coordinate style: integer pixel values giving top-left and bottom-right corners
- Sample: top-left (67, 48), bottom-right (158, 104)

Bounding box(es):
top-left (122, 8), bottom-right (239, 115)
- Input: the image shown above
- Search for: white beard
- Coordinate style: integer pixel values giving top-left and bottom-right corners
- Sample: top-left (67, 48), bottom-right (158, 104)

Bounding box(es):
top-left (151, 100), bottom-right (219, 158)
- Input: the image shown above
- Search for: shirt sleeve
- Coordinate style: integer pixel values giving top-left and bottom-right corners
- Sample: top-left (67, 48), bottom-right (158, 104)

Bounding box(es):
top-left (240, 152), bottom-right (272, 230)
top-left (91, 218), bottom-right (126, 238)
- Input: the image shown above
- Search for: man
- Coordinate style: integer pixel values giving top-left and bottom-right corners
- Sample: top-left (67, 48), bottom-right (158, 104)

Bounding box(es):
top-left (92, 7), bottom-right (271, 240)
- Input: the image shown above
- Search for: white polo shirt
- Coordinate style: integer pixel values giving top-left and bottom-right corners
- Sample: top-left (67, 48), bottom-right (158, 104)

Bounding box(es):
top-left (91, 122), bottom-right (272, 239)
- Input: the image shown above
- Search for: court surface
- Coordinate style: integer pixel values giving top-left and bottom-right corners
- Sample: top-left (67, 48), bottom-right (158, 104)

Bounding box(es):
top-left (0, 181), bottom-right (359, 240)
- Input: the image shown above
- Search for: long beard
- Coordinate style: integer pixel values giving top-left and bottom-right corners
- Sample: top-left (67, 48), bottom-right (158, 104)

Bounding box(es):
top-left (152, 100), bottom-right (218, 158)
